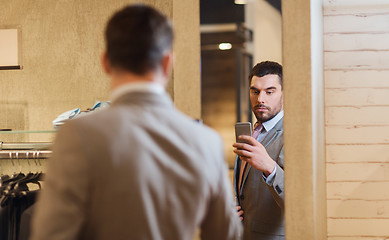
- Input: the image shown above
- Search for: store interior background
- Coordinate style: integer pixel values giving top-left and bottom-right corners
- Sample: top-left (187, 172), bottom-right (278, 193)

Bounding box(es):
top-left (1, 0), bottom-right (389, 239)
top-left (0, 0), bottom-right (281, 171)
top-left (200, 0), bottom-right (282, 168)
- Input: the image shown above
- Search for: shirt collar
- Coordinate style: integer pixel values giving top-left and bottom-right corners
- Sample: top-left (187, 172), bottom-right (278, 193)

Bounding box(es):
top-left (110, 82), bottom-right (165, 102)
top-left (261, 110), bottom-right (284, 132)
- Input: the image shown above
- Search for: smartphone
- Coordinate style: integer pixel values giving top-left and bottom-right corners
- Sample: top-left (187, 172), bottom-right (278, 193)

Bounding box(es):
top-left (235, 122), bottom-right (252, 144)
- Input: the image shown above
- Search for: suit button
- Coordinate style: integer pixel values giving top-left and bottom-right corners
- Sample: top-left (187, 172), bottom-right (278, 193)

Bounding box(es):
top-left (240, 195), bottom-right (244, 200)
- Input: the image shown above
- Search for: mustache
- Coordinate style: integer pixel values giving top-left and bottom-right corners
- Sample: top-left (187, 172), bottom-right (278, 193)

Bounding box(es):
top-left (254, 104), bottom-right (270, 110)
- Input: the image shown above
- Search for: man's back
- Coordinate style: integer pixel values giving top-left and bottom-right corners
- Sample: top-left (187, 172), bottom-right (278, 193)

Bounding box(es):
top-left (31, 91), bottom-right (241, 240)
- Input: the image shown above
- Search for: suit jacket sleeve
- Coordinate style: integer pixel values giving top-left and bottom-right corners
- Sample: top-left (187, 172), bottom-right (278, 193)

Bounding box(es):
top-left (31, 122), bottom-right (89, 240)
top-left (200, 143), bottom-right (242, 240)
top-left (265, 146), bottom-right (284, 211)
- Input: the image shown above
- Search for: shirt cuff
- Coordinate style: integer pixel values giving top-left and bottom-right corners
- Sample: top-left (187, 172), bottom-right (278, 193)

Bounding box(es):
top-left (262, 166), bottom-right (277, 185)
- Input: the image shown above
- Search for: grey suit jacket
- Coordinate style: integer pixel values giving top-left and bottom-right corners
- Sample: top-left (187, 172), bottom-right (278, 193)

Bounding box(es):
top-left (31, 91), bottom-right (242, 240)
top-left (234, 118), bottom-right (284, 240)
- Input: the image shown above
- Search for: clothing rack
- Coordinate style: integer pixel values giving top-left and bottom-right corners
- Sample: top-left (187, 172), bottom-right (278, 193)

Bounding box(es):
top-left (0, 142), bottom-right (52, 160)
top-left (0, 151), bottom-right (51, 160)
top-left (0, 142), bottom-right (51, 151)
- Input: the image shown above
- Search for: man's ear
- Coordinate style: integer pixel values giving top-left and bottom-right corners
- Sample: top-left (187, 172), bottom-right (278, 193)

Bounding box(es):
top-left (101, 51), bottom-right (111, 74)
top-left (161, 51), bottom-right (173, 77)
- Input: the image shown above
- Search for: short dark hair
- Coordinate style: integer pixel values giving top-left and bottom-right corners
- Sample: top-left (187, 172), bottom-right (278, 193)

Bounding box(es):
top-left (249, 61), bottom-right (283, 88)
top-left (105, 4), bottom-right (173, 75)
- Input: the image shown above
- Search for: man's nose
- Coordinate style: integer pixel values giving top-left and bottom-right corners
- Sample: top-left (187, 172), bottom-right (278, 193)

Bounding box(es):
top-left (257, 92), bottom-right (265, 103)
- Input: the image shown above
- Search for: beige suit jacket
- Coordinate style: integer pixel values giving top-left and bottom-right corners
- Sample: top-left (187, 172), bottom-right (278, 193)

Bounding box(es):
top-left (234, 118), bottom-right (284, 240)
top-left (31, 91), bottom-right (242, 240)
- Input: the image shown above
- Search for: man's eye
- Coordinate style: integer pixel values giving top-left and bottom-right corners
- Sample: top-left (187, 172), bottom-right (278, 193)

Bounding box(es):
top-left (267, 91), bottom-right (274, 95)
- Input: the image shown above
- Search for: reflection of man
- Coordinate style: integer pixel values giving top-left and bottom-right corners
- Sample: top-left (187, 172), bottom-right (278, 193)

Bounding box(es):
top-left (233, 61), bottom-right (284, 240)
top-left (31, 5), bottom-right (241, 240)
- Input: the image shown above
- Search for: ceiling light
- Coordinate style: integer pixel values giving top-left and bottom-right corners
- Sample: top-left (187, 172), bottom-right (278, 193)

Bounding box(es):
top-left (218, 43), bottom-right (232, 50)
top-left (234, 0), bottom-right (247, 4)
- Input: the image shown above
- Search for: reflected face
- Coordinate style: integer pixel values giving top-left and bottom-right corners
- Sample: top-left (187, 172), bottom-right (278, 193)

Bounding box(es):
top-left (249, 74), bottom-right (283, 123)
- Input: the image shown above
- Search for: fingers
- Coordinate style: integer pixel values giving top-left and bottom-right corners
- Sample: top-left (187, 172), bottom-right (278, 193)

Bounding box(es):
top-left (235, 206), bottom-right (244, 221)
top-left (233, 147), bottom-right (252, 164)
top-left (232, 148), bottom-right (253, 160)
top-left (239, 135), bottom-right (258, 145)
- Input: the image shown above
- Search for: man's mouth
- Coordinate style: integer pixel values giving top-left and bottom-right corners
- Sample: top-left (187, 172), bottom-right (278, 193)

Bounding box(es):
top-left (255, 105), bottom-right (269, 112)
top-left (257, 108), bottom-right (268, 112)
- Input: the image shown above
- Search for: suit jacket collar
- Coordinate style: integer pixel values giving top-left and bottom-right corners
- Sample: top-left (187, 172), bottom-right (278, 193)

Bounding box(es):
top-left (110, 82), bottom-right (165, 102)
top-left (111, 91), bottom-right (174, 109)
top-left (260, 117), bottom-right (283, 147)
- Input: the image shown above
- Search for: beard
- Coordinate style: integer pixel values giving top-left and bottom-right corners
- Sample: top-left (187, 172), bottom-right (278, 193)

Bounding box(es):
top-left (253, 103), bottom-right (282, 123)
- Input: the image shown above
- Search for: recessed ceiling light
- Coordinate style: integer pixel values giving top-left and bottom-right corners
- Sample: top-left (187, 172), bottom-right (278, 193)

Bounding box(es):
top-left (219, 43), bottom-right (232, 50)
top-left (234, 0), bottom-right (247, 4)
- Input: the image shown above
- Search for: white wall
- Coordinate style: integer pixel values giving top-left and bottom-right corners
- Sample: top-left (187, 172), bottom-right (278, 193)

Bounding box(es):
top-left (245, 0), bottom-right (282, 64)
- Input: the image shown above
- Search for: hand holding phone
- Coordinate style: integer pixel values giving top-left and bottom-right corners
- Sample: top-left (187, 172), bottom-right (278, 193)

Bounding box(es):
top-left (235, 122), bottom-right (252, 144)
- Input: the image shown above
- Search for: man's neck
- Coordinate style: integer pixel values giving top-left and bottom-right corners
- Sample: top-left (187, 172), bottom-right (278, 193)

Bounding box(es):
top-left (110, 69), bottom-right (166, 92)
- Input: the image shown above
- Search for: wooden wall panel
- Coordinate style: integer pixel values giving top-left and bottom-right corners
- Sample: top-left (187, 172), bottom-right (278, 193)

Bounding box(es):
top-left (324, 0), bottom-right (389, 238)
top-left (327, 182), bottom-right (389, 200)
top-left (328, 199), bottom-right (389, 218)
top-left (324, 14), bottom-right (389, 34)
top-left (325, 70), bottom-right (389, 89)
top-left (325, 51), bottom-right (389, 70)
top-left (324, 33), bottom-right (389, 52)
top-left (326, 106), bottom-right (389, 125)
top-left (328, 219), bottom-right (389, 237)
top-left (327, 163), bottom-right (389, 182)
top-left (329, 238), bottom-right (389, 240)
top-left (325, 88), bottom-right (389, 106)
top-left (326, 126), bottom-right (389, 144)
top-left (326, 144), bottom-right (389, 163)
top-left (324, 0), bottom-right (389, 15)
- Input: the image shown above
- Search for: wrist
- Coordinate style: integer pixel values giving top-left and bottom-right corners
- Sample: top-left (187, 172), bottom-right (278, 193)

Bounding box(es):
top-left (264, 160), bottom-right (275, 176)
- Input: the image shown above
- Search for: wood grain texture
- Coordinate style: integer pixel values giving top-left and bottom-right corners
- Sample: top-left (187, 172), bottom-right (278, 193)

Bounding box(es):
top-left (326, 144), bottom-right (389, 163)
top-left (326, 106), bottom-right (389, 125)
top-left (283, 0), bottom-right (328, 239)
top-left (325, 32), bottom-right (389, 52)
top-left (325, 51), bottom-right (389, 70)
top-left (323, 0), bottom-right (389, 15)
top-left (328, 238), bottom-right (389, 240)
top-left (324, 13), bottom-right (389, 34)
top-left (324, 4), bottom-right (389, 239)
top-left (327, 163), bottom-right (389, 182)
top-left (328, 199), bottom-right (389, 218)
top-left (326, 126), bottom-right (389, 144)
top-left (325, 88), bottom-right (389, 106)
top-left (327, 182), bottom-right (389, 200)
top-left (325, 70), bottom-right (389, 89)
top-left (328, 218), bottom-right (389, 236)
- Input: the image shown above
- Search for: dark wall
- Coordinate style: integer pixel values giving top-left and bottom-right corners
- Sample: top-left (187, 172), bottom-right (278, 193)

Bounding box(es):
top-left (200, 0), bottom-right (244, 24)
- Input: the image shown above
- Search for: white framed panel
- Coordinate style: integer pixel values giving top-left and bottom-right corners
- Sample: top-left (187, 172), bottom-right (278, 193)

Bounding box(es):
top-left (0, 26), bottom-right (22, 70)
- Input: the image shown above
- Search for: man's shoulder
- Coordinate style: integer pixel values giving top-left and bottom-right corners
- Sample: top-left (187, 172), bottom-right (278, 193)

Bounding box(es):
top-left (274, 116), bottom-right (283, 131)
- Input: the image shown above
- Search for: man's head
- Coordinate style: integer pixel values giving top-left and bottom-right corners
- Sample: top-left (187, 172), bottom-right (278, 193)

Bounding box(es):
top-left (103, 4), bottom-right (173, 78)
top-left (249, 61), bottom-right (283, 124)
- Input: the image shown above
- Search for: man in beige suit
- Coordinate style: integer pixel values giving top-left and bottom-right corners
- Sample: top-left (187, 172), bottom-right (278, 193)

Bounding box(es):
top-left (233, 61), bottom-right (284, 240)
top-left (31, 4), bottom-right (241, 240)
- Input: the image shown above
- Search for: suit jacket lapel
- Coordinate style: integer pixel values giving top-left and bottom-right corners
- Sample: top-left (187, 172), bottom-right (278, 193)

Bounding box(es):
top-left (234, 156), bottom-right (241, 199)
top-left (239, 118), bottom-right (283, 195)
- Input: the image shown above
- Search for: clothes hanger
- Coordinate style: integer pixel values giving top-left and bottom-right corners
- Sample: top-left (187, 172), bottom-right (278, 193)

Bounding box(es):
top-left (14, 152), bottom-right (36, 192)
top-left (0, 158), bottom-right (10, 188)
top-left (1, 153), bottom-right (25, 187)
